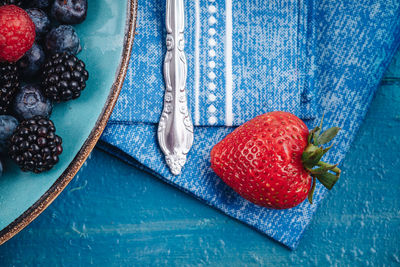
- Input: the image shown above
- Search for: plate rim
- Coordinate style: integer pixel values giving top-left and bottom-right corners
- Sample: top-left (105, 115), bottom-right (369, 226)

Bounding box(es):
top-left (0, 0), bottom-right (138, 245)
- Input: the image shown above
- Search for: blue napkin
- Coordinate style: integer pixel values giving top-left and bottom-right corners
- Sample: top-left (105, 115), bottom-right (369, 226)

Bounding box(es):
top-left (100, 0), bottom-right (400, 249)
top-left (109, 0), bottom-right (316, 126)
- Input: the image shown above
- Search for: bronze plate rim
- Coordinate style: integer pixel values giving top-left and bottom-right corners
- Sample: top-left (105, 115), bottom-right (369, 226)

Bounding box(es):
top-left (0, 0), bottom-right (138, 245)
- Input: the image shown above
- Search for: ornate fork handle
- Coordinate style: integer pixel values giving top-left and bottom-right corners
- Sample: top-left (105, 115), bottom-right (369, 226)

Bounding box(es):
top-left (157, 0), bottom-right (194, 175)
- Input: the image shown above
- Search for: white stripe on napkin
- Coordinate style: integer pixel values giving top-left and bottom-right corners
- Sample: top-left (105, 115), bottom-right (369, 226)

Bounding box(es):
top-left (225, 0), bottom-right (233, 126)
top-left (194, 0), bottom-right (201, 125)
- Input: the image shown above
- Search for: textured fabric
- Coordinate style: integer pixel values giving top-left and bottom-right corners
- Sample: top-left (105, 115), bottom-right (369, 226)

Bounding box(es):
top-left (110, 0), bottom-right (316, 126)
top-left (100, 0), bottom-right (400, 249)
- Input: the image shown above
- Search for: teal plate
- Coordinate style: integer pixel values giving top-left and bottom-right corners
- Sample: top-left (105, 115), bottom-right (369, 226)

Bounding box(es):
top-left (0, 0), bottom-right (137, 244)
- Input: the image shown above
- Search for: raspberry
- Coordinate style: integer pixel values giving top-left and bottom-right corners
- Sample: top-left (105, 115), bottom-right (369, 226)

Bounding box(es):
top-left (0, 5), bottom-right (36, 62)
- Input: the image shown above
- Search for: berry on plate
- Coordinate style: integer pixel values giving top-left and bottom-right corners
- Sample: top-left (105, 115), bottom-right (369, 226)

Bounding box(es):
top-left (0, 62), bottom-right (19, 114)
top-left (0, 5), bottom-right (36, 62)
top-left (41, 53), bottom-right (88, 102)
top-left (17, 42), bottom-right (46, 79)
top-left (45, 25), bottom-right (81, 55)
top-left (26, 8), bottom-right (51, 39)
top-left (211, 111), bottom-right (341, 209)
top-left (13, 84), bottom-right (52, 120)
top-left (0, 0), bottom-right (23, 7)
top-left (9, 116), bottom-right (63, 173)
top-left (51, 0), bottom-right (88, 25)
top-left (24, 0), bottom-right (51, 10)
top-left (0, 114), bottom-right (18, 154)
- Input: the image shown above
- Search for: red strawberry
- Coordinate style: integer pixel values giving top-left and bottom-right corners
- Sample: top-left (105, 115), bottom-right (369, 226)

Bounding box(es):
top-left (211, 111), bottom-right (341, 209)
top-left (0, 5), bottom-right (36, 62)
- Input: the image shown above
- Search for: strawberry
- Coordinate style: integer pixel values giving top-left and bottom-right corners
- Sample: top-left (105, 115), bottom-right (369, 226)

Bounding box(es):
top-left (0, 5), bottom-right (36, 62)
top-left (211, 111), bottom-right (341, 209)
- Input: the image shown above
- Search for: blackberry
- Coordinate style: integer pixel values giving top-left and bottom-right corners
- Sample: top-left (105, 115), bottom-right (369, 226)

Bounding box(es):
top-left (9, 116), bottom-right (62, 173)
top-left (41, 53), bottom-right (89, 102)
top-left (0, 0), bottom-right (23, 6)
top-left (0, 62), bottom-right (19, 115)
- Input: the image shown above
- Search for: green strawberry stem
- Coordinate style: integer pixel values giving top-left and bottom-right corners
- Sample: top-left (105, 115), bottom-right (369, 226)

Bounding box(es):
top-left (302, 116), bottom-right (341, 204)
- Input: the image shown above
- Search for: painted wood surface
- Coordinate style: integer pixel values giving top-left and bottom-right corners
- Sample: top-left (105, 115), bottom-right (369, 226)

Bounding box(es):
top-left (0, 51), bottom-right (399, 266)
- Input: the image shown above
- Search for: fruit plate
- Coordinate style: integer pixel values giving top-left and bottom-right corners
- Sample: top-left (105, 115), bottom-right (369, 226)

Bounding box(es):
top-left (0, 0), bottom-right (137, 244)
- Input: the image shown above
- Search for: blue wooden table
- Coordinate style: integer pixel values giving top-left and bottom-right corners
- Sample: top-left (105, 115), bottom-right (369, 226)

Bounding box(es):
top-left (0, 51), bottom-right (399, 266)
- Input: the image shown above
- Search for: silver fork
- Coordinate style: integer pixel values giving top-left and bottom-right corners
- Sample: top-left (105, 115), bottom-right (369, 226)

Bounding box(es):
top-left (157, 0), bottom-right (194, 175)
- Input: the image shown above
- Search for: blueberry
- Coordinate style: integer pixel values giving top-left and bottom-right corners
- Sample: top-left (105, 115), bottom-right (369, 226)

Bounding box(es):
top-left (26, 8), bottom-right (51, 39)
top-left (13, 84), bottom-right (53, 120)
top-left (17, 43), bottom-right (46, 79)
top-left (0, 115), bottom-right (18, 154)
top-left (45, 25), bottom-right (82, 55)
top-left (51, 0), bottom-right (88, 25)
top-left (24, 0), bottom-right (51, 9)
